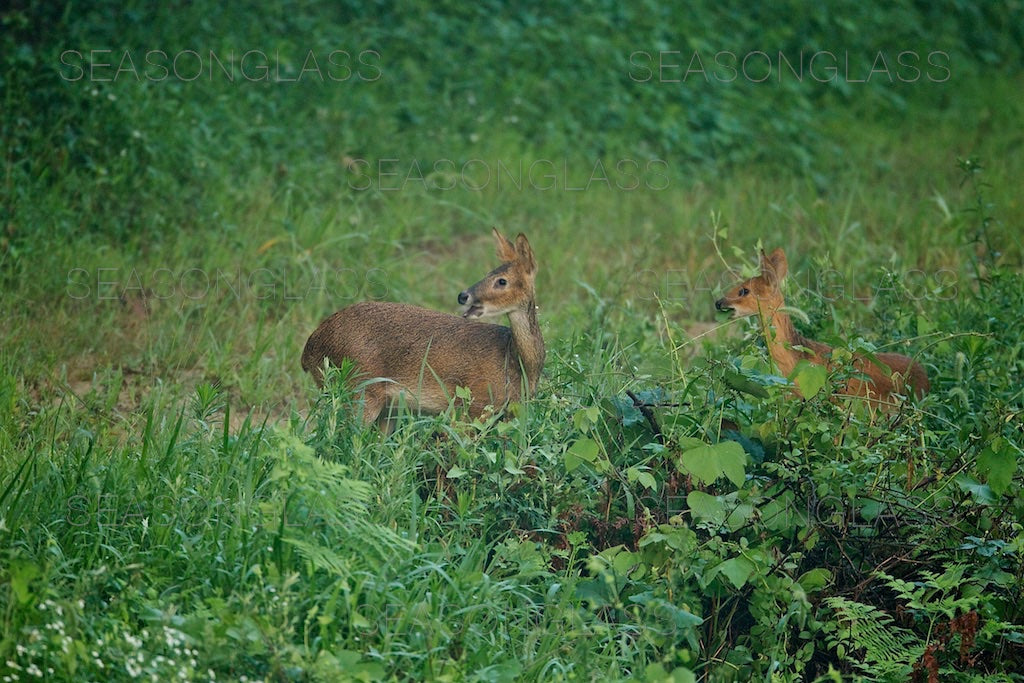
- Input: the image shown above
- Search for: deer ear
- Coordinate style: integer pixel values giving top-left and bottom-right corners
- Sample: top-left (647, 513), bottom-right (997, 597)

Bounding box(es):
top-left (492, 227), bottom-right (517, 262)
top-left (514, 233), bottom-right (536, 274)
top-left (760, 248), bottom-right (788, 287)
top-left (768, 248), bottom-right (788, 281)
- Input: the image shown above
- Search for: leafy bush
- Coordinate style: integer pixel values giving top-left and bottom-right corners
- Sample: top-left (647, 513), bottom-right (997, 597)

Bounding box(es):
top-left (2, 1), bottom-right (1023, 681)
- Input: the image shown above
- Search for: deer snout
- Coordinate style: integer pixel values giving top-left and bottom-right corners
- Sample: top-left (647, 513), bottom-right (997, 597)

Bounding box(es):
top-left (715, 298), bottom-right (732, 312)
top-left (459, 289), bottom-right (484, 318)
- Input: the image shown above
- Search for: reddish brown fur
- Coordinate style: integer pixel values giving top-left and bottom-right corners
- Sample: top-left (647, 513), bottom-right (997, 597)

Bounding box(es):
top-left (301, 228), bottom-right (544, 428)
top-left (715, 248), bottom-right (929, 407)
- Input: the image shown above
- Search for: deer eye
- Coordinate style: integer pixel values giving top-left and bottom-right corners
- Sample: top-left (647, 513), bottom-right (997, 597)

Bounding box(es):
top-left (496, 277), bottom-right (508, 287)
top-left (738, 287), bottom-right (750, 297)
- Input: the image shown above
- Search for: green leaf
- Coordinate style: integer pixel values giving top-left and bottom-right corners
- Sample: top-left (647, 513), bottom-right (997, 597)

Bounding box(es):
top-left (678, 441), bottom-right (746, 486)
top-left (349, 611), bottom-right (371, 630)
top-left (678, 445), bottom-right (722, 485)
top-left (791, 360), bottom-right (828, 399)
top-left (329, 650), bottom-right (385, 682)
top-left (860, 498), bottom-right (884, 522)
top-left (643, 663), bottom-right (697, 683)
top-left (572, 406), bottom-right (600, 432)
top-left (637, 471), bottom-right (657, 490)
top-left (977, 438), bottom-right (1017, 495)
top-left (716, 441), bottom-right (747, 487)
top-left (760, 490), bottom-right (805, 531)
top-left (612, 549), bottom-right (641, 574)
top-left (955, 475), bottom-right (996, 505)
top-left (564, 437), bottom-right (600, 473)
top-left (10, 560), bottom-right (40, 604)
top-left (722, 368), bottom-right (770, 398)
top-left (797, 568), bottom-right (833, 593)
top-left (447, 465), bottom-right (468, 479)
top-left (726, 503), bottom-right (754, 531)
top-left (712, 556), bottom-right (756, 589)
top-left (627, 466), bottom-right (658, 491)
top-left (687, 491), bottom-right (726, 526)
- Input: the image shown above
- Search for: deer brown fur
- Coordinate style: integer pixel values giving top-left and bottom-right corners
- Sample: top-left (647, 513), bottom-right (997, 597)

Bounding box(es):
top-left (715, 248), bottom-right (929, 407)
top-left (301, 228), bottom-right (544, 428)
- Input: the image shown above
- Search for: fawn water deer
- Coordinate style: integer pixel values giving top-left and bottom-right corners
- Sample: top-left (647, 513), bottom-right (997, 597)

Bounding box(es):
top-left (301, 228), bottom-right (544, 428)
top-left (715, 248), bottom-right (929, 407)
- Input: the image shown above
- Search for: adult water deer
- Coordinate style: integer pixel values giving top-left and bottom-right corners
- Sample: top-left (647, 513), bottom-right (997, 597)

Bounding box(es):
top-left (715, 248), bottom-right (929, 407)
top-left (301, 228), bottom-right (544, 428)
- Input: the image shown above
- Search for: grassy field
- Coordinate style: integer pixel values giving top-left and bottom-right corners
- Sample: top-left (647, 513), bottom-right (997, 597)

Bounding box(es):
top-left (2, 3), bottom-right (1024, 681)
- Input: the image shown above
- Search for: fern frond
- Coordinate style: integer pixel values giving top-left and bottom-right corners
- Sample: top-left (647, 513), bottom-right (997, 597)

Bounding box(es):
top-left (824, 596), bottom-right (922, 678)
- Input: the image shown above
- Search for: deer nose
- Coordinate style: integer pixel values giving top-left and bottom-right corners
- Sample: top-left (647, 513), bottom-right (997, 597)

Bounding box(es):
top-left (457, 291), bottom-right (469, 305)
top-left (715, 299), bottom-right (728, 311)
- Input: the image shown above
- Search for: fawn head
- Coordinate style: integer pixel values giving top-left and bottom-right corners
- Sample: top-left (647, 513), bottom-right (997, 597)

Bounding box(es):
top-left (715, 247), bottom-right (788, 319)
top-left (458, 228), bottom-right (537, 319)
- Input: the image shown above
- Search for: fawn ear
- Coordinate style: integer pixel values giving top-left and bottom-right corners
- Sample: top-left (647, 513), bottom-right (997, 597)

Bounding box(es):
top-left (760, 248), bottom-right (788, 287)
top-left (514, 233), bottom-right (536, 274)
top-left (492, 227), bottom-right (518, 262)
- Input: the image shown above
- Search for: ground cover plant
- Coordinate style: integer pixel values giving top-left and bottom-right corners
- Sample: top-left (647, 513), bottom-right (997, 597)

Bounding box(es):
top-left (2, 1), bottom-right (1023, 681)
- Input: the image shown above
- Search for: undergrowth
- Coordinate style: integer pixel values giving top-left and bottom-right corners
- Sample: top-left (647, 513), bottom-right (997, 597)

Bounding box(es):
top-left (2, 2), bottom-right (1023, 681)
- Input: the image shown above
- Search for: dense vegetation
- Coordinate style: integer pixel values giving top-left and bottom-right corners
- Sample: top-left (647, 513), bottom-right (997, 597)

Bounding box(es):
top-left (2, 1), bottom-right (1023, 680)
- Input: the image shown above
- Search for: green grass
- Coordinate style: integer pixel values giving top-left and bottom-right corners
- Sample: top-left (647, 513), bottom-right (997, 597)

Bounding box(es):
top-left (3, 3), bottom-right (1024, 681)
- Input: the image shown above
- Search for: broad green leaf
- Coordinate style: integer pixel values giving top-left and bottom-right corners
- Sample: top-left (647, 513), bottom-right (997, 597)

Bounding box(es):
top-left (859, 498), bottom-right (884, 521)
top-left (977, 438), bottom-right (1017, 495)
top-left (678, 445), bottom-right (723, 485)
top-left (687, 491), bottom-right (726, 526)
top-left (10, 560), bottom-right (40, 604)
top-left (678, 441), bottom-right (746, 487)
top-left (627, 467), bottom-right (658, 491)
top-left (637, 471), bottom-right (658, 490)
top-left (791, 360), bottom-right (828, 399)
top-left (716, 441), bottom-right (747, 487)
top-left (564, 437), bottom-right (600, 473)
top-left (644, 663), bottom-right (697, 683)
top-left (612, 549), bottom-right (641, 574)
top-left (797, 568), bottom-right (833, 593)
top-left (760, 490), bottom-right (805, 531)
top-left (712, 556), bottom-right (756, 589)
top-left (726, 503), bottom-right (754, 531)
top-left (572, 406), bottom-right (601, 432)
top-left (574, 579), bottom-right (611, 606)
top-left (722, 368), bottom-right (770, 398)
top-left (447, 465), bottom-right (468, 479)
top-left (329, 650), bottom-right (385, 682)
top-left (955, 475), bottom-right (996, 505)
top-left (349, 611), bottom-right (371, 630)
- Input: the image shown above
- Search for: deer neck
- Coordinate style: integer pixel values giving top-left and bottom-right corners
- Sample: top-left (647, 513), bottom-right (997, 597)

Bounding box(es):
top-left (506, 299), bottom-right (545, 394)
top-left (760, 307), bottom-right (816, 378)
